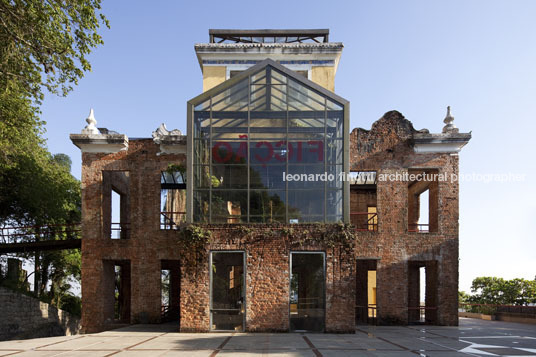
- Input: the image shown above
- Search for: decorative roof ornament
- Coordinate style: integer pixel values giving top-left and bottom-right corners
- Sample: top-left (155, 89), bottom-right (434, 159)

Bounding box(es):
top-left (152, 123), bottom-right (182, 144)
top-left (81, 108), bottom-right (100, 135)
top-left (442, 106), bottom-right (459, 134)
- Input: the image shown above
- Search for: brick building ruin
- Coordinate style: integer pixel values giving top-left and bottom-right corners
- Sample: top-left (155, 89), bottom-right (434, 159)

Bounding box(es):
top-left (70, 29), bottom-right (471, 333)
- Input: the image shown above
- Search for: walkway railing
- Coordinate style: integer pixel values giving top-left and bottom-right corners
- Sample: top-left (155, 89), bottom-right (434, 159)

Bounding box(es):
top-left (459, 303), bottom-right (536, 318)
top-left (356, 304), bottom-right (377, 325)
top-left (0, 223), bottom-right (81, 253)
top-left (160, 211), bottom-right (186, 229)
top-left (350, 212), bottom-right (378, 232)
top-left (408, 306), bottom-right (438, 324)
top-left (0, 223), bottom-right (81, 244)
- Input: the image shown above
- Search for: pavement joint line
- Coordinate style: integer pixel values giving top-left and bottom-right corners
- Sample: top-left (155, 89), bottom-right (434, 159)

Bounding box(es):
top-left (90, 332), bottom-right (167, 356)
top-left (302, 335), bottom-right (322, 357)
top-left (209, 333), bottom-right (234, 357)
top-left (30, 335), bottom-right (85, 350)
top-left (357, 327), bottom-right (420, 355)
top-left (405, 326), bottom-right (463, 341)
top-left (416, 336), bottom-right (480, 357)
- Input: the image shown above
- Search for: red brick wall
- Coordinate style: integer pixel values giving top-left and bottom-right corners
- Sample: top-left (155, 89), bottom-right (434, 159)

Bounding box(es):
top-left (350, 111), bottom-right (459, 325)
top-left (78, 110), bottom-right (461, 332)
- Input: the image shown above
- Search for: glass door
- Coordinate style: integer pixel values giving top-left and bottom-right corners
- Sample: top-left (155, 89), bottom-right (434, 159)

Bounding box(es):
top-left (210, 251), bottom-right (245, 331)
top-left (290, 252), bottom-right (325, 332)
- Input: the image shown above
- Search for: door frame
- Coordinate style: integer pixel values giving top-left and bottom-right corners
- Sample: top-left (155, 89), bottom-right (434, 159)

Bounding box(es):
top-left (209, 250), bottom-right (246, 331)
top-left (289, 251), bottom-right (326, 332)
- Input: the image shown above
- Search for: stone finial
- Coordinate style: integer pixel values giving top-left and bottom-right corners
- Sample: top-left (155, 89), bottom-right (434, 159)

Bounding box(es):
top-left (81, 108), bottom-right (100, 135)
top-left (442, 106), bottom-right (459, 134)
top-left (152, 123), bottom-right (182, 144)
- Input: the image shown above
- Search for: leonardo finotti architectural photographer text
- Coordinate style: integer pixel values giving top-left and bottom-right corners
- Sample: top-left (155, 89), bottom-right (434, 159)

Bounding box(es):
top-left (282, 171), bottom-right (526, 183)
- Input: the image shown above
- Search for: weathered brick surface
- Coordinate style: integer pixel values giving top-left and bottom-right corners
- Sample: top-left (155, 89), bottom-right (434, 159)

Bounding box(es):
top-left (351, 111), bottom-right (459, 326)
top-left (78, 110), bottom-right (461, 333)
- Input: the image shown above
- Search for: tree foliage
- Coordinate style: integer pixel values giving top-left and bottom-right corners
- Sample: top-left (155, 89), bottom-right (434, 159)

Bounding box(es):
top-left (0, 0), bottom-right (108, 315)
top-left (0, 0), bottom-right (109, 101)
top-left (468, 276), bottom-right (536, 306)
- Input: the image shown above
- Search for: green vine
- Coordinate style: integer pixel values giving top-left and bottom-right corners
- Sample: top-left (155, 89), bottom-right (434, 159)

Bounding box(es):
top-left (166, 163), bottom-right (186, 175)
top-left (179, 224), bottom-right (212, 248)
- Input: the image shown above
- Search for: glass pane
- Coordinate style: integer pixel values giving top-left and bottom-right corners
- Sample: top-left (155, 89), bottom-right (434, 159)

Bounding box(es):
top-left (194, 140), bottom-right (210, 165)
top-left (194, 113), bottom-right (210, 139)
top-left (250, 141), bottom-right (289, 165)
top-left (250, 85), bottom-right (266, 111)
top-left (211, 252), bottom-right (244, 331)
top-left (271, 69), bottom-right (287, 84)
top-left (326, 139), bottom-right (343, 165)
top-left (288, 190), bottom-right (325, 218)
top-left (287, 79), bottom-right (325, 111)
top-left (193, 190), bottom-right (209, 223)
top-left (326, 112), bottom-right (344, 139)
top-left (250, 165), bottom-right (286, 189)
top-left (287, 165), bottom-right (326, 189)
top-left (288, 141), bottom-right (324, 164)
top-left (249, 190), bottom-right (286, 218)
top-left (290, 253), bottom-right (325, 332)
top-left (211, 190), bottom-right (248, 223)
top-left (327, 189), bottom-right (343, 216)
top-left (212, 140), bottom-right (248, 165)
top-left (212, 79), bottom-right (249, 112)
top-left (193, 165), bottom-right (211, 189)
top-left (326, 215), bottom-right (343, 223)
top-left (326, 165), bottom-right (343, 189)
top-left (212, 165), bottom-right (248, 189)
top-left (251, 69), bottom-right (267, 84)
top-left (195, 98), bottom-right (211, 111)
top-left (327, 98), bottom-right (344, 111)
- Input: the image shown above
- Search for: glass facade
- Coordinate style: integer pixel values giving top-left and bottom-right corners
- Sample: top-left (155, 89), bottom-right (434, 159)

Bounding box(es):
top-left (190, 64), bottom-right (346, 223)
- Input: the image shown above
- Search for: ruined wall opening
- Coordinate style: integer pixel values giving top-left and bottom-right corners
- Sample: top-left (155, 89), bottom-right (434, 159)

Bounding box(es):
top-left (210, 252), bottom-right (245, 331)
top-left (290, 252), bottom-right (325, 332)
top-left (356, 259), bottom-right (377, 325)
top-left (160, 170), bottom-right (186, 229)
top-left (408, 261), bottom-right (438, 324)
top-left (102, 171), bottom-right (130, 239)
top-left (350, 172), bottom-right (378, 231)
top-left (408, 169), bottom-right (438, 233)
top-left (161, 260), bottom-right (180, 323)
top-left (103, 260), bottom-right (131, 324)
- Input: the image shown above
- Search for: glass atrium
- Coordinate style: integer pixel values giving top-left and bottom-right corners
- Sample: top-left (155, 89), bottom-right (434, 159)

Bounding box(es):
top-left (188, 61), bottom-right (348, 223)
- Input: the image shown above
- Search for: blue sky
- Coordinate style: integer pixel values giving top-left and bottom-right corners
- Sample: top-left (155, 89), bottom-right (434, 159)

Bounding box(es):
top-left (40, 0), bottom-right (536, 293)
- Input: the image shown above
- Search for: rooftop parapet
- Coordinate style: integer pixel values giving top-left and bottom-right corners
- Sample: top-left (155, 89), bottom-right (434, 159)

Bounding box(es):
top-left (412, 107), bottom-right (471, 153)
top-left (70, 109), bottom-right (128, 153)
top-left (209, 29), bottom-right (330, 44)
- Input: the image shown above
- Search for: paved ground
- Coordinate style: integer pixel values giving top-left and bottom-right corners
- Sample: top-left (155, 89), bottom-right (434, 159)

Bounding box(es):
top-left (1, 318), bottom-right (535, 356)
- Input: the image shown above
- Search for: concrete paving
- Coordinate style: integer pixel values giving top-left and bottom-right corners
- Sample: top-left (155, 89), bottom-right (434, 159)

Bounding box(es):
top-left (1, 318), bottom-right (535, 356)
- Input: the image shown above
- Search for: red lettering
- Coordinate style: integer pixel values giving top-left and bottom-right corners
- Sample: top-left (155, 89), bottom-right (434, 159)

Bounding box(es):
top-left (235, 135), bottom-right (248, 163)
top-left (308, 141), bottom-right (324, 162)
top-left (254, 141), bottom-right (273, 165)
top-left (212, 142), bottom-right (233, 163)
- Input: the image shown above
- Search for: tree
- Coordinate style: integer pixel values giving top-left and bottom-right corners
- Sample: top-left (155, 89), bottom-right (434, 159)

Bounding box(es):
top-left (0, 0), bottom-right (108, 313)
top-left (469, 276), bottom-right (536, 306)
top-left (0, 0), bottom-right (109, 175)
top-left (0, 0), bottom-right (109, 101)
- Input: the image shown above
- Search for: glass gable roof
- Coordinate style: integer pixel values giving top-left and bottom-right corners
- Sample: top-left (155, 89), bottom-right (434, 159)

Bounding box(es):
top-left (188, 59), bottom-right (348, 224)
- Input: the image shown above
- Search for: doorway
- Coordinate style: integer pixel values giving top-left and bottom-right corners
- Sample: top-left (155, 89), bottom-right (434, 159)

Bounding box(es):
top-left (210, 251), bottom-right (245, 331)
top-left (290, 252), bottom-right (325, 332)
